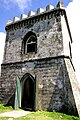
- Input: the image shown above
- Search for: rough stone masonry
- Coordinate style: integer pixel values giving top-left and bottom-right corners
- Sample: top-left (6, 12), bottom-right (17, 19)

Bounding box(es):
top-left (0, 1), bottom-right (80, 117)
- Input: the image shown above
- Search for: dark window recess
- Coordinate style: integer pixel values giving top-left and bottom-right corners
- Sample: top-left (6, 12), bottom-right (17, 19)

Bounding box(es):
top-left (27, 42), bottom-right (36, 53)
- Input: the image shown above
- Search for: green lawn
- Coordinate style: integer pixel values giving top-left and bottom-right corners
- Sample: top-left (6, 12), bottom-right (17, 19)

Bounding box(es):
top-left (0, 104), bottom-right (80, 120)
top-left (0, 104), bottom-right (13, 113)
top-left (0, 117), bottom-right (10, 120)
top-left (15, 111), bottom-right (80, 120)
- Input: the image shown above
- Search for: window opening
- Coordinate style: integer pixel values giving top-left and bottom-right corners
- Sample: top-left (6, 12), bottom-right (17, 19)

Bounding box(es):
top-left (24, 33), bottom-right (37, 54)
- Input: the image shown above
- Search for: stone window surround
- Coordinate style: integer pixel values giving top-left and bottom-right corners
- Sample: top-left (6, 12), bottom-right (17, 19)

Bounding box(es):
top-left (23, 31), bottom-right (37, 54)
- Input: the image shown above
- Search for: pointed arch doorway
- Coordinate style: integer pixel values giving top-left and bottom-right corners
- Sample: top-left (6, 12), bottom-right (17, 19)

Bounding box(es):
top-left (21, 73), bottom-right (36, 111)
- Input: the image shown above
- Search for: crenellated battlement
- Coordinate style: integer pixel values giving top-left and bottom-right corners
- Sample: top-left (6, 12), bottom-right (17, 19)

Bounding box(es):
top-left (5, 1), bottom-right (64, 31)
top-left (1, 1), bottom-right (80, 117)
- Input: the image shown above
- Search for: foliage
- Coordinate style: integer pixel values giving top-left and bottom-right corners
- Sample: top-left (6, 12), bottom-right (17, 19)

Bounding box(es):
top-left (15, 111), bottom-right (80, 120)
top-left (0, 117), bottom-right (11, 120)
top-left (0, 104), bottom-right (13, 113)
top-left (0, 104), bottom-right (80, 120)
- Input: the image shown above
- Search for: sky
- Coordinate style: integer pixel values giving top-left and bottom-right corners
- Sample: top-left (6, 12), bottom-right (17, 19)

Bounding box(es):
top-left (0, 0), bottom-right (80, 83)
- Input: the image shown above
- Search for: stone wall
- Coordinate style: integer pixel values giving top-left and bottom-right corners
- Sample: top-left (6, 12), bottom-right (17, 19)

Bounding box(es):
top-left (3, 9), bottom-right (71, 64)
top-left (0, 57), bottom-right (78, 115)
top-left (64, 59), bottom-right (80, 116)
top-left (0, 5), bottom-right (79, 117)
top-left (61, 14), bottom-right (72, 57)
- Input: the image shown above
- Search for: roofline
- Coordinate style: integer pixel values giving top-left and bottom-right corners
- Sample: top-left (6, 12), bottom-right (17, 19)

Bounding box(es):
top-left (5, 8), bottom-right (73, 43)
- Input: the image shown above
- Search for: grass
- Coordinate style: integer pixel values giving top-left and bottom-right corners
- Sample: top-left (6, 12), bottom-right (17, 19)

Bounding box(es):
top-left (0, 104), bottom-right (13, 113)
top-left (0, 104), bottom-right (80, 120)
top-left (0, 117), bottom-right (11, 120)
top-left (15, 111), bottom-right (80, 120)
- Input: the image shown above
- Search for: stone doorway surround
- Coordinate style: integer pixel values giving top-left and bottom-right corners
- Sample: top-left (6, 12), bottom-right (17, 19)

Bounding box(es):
top-left (21, 73), bottom-right (36, 111)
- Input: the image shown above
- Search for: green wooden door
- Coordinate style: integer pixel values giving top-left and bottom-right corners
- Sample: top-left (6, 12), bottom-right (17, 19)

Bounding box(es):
top-left (14, 77), bottom-right (21, 109)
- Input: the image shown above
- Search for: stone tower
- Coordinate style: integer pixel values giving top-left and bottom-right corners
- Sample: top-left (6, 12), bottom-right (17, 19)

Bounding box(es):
top-left (0, 1), bottom-right (80, 116)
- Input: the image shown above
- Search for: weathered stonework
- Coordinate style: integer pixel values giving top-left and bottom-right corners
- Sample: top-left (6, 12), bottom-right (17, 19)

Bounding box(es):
top-left (0, 1), bottom-right (80, 117)
top-left (4, 14), bottom-right (64, 63)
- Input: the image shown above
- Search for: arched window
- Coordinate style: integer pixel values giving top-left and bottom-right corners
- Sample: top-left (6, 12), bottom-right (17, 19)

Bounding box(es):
top-left (23, 32), bottom-right (37, 54)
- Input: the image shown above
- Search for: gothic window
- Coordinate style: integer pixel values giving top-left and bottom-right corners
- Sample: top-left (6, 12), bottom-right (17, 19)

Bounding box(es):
top-left (23, 32), bottom-right (37, 54)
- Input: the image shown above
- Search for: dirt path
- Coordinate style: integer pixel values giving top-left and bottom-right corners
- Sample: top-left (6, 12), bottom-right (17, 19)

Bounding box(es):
top-left (0, 110), bottom-right (31, 118)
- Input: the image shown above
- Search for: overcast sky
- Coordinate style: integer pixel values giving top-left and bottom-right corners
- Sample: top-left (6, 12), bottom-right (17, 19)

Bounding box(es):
top-left (0, 0), bottom-right (80, 83)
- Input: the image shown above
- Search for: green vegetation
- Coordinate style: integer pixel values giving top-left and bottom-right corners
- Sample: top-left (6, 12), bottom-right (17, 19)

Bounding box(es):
top-left (0, 104), bottom-right (13, 113)
top-left (0, 104), bottom-right (80, 120)
top-left (0, 117), bottom-right (10, 120)
top-left (16, 111), bottom-right (80, 120)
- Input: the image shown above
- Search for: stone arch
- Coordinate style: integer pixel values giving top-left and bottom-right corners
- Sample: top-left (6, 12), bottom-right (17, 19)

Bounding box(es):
top-left (20, 73), bottom-right (36, 111)
top-left (22, 31), bottom-right (37, 54)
